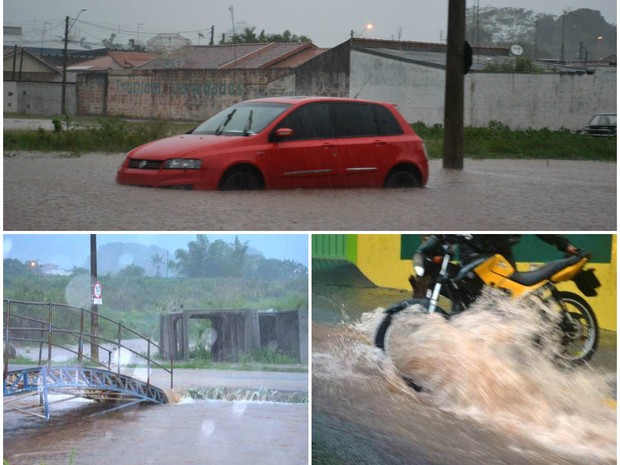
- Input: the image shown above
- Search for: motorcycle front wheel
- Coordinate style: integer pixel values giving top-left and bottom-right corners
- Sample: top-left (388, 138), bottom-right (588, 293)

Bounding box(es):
top-left (555, 291), bottom-right (599, 363)
top-left (374, 298), bottom-right (449, 391)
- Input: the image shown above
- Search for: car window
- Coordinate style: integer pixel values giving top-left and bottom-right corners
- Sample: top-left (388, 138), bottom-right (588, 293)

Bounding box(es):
top-left (276, 102), bottom-right (334, 140)
top-left (373, 105), bottom-right (404, 135)
top-left (331, 103), bottom-right (379, 137)
top-left (590, 114), bottom-right (616, 126)
top-left (192, 102), bottom-right (290, 136)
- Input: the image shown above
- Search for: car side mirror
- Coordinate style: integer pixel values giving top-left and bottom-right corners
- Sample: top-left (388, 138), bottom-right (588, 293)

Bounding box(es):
top-left (275, 128), bottom-right (294, 140)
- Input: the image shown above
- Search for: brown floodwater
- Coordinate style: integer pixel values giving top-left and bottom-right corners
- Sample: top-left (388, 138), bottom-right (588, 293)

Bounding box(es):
top-left (312, 287), bottom-right (616, 465)
top-left (3, 370), bottom-right (308, 465)
top-left (3, 152), bottom-right (616, 231)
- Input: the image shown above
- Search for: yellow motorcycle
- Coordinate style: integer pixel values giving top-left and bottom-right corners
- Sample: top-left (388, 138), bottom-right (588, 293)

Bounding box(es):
top-left (375, 235), bottom-right (600, 390)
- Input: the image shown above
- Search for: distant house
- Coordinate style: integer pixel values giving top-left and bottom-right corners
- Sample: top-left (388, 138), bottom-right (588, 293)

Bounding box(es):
top-left (68, 50), bottom-right (157, 71)
top-left (138, 42), bottom-right (326, 70)
top-left (3, 47), bottom-right (60, 82)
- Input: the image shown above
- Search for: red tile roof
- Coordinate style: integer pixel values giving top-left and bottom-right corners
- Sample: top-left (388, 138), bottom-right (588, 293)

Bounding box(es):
top-left (139, 43), bottom-right (323, 70)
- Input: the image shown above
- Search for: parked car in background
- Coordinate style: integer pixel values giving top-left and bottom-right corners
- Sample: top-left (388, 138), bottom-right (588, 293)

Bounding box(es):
top-left (116, 97), bottom-right (429, 190)
top-left (580, 113), bottom-right (616, 136)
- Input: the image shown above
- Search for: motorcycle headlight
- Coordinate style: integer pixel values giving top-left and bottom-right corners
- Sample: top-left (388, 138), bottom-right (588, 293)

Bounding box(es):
top-left (413, 253), bottom-right (425, 277)
top-left (163, 159), bottom-right (203, 170)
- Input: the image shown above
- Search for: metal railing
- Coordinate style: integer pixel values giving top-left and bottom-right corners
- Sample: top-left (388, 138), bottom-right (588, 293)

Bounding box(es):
top-left (3, 299), bottom-right (173, 390)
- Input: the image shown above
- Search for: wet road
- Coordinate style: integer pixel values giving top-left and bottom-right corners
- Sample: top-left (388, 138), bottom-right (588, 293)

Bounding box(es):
top-left (4, 368), bottom-right (308, 465)
top-left (3, 152), bottom-right (616, 231)
top-left (312, 284), bottom-right (616, 465)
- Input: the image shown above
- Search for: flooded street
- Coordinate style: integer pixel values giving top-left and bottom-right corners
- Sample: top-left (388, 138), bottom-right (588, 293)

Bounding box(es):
top-left (312, 284), bottom-right (617, 465)
top-left (4, 152), bottom-right (616, 231)
top-left (4, 369), bottom-right (308, 465)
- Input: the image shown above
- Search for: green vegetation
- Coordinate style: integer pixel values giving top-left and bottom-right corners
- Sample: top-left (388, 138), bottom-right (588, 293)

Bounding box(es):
top-left (482, 57), bottom-right (548, 73)
top-left (4, 236), bottom-right (308, 344)
top-left (4, 116), bottom-right (614, 160)
top-left (3, 116), bottom-right (195, 154)
top-left (413, 121), bottom-right (616, 161)
top-left (3, 448), bottom-right (77, 465)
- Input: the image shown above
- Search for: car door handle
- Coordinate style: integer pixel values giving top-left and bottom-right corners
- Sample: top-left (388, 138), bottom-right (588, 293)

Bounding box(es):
top-left (374, 140), bottom-right (387, 146)
top-left (322, 143), bottom-right (337, 156)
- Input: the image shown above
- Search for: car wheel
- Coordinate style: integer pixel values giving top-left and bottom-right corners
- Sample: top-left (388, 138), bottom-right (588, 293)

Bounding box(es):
top-left (219, 167), bottom-right (264, 191)
top-left (384, 167), bottom-right (421, 188)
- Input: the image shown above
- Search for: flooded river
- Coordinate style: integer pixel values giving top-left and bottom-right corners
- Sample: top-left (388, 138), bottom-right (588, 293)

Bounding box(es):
top-left (312, 284), bottom-right (616, 465)
top-left (3, 369), bottom-right (308, 465)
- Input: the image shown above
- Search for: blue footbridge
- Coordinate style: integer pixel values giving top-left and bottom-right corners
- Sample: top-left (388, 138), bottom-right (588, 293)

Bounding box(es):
top-left (3, 300), bottom-right (173, 420)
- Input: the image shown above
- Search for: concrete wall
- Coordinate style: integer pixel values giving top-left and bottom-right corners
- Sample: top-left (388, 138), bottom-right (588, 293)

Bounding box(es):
top-left (78, 68), bottom-right (297, 121)
top-left (351, 49), bottom-right (617, 130)
top-left (294, 41), bottom-right (350, 97)
top-left (3, 81), bottom-right (76, 115)
top-left (159, 309), bottom-right (307, 364)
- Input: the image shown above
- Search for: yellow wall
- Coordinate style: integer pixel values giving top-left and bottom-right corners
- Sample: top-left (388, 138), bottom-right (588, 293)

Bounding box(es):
top-left (356, 234), bottom-right (617, 331)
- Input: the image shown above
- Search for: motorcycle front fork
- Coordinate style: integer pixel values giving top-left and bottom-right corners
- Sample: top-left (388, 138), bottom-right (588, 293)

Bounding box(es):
top-left (427, 254), bottom-right (452, 313)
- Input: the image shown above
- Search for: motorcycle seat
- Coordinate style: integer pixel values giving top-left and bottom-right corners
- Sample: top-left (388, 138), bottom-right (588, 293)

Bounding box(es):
top-left (509, 254), bottom-right (582, 286)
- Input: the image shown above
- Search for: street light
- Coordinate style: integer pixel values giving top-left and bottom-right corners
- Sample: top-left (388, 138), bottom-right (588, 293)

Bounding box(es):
top-left (351, 23), bottom-right (373, 39)
top-left (581, 35), bottom-right (604, 65)
top-left (61, 8), bottom-right (87, 115)
top-left (560, 9), bottom-right (586, 63)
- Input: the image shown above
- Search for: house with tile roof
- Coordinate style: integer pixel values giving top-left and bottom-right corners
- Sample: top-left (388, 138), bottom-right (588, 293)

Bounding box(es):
top-left (68, 51), bottom-right (157, 71)
top-left (137, 42), bottom-right (326, 70)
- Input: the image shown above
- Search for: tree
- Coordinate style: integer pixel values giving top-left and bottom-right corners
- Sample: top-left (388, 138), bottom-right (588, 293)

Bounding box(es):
top-left (172, 235), bottom-right (250, 278)
top-left (226, 26), bottom-right (311, 44)
top-left (150, 253), bottom-right (165, 277)
top-left (466, 7), bottom-right (616, 61)
top-left (172, 234), bottom-right (210, 278)
top-left (3, 258), bottom-right (32, 278)
top-left (117, 264), bottom-right (146, 279)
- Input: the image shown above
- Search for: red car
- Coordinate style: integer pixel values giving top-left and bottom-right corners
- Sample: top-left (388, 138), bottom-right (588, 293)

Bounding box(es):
top-left (116, 97), bottom-right (429, 190)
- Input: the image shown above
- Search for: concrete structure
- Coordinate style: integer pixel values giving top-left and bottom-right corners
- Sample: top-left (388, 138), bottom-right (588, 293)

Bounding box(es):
top-left (349, 39), bottom-right (617, 130)
top-left (4, 39), bottom-right (616, 129)
top-left (159, 308), bottom-right (307, 364)
top-left (4, 81), bottom-right (75, 115)
top-left (3, 47), bottom-right (60, 82)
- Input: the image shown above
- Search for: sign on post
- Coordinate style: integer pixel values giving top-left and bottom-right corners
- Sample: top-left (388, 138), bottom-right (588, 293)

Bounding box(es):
top-left (92, 281), bottom-right (102, 305)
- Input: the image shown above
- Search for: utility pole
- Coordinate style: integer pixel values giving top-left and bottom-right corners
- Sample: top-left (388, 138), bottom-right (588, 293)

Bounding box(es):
top-left (61, 15), bottom-right (70, 115)
top-left (210, 25), bottom-right (215, 45)
top-left (442, 0), bottom-right (466, 170)
top-left (90, 234), bottom-right (99, 362)
top-left (61, 9), bottom-right (86, 115)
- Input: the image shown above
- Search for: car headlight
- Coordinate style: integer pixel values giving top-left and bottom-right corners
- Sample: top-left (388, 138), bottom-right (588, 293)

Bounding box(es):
top-left (163, 159), bottom-right (202, 169)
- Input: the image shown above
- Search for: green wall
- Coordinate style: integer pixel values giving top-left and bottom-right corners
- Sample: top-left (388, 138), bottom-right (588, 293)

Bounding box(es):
top-left (401, 234), bottom-right (613, 263)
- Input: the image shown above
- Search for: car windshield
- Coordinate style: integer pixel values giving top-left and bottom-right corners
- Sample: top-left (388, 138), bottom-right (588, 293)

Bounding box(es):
top-left (589, 114), bottom-right (616, 126)
top-left (192, 102), bottom-right (291, 136)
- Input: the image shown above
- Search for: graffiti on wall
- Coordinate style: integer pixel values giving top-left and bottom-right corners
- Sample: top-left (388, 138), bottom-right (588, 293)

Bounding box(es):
top-left (110, 79), bottom-right (246, 97)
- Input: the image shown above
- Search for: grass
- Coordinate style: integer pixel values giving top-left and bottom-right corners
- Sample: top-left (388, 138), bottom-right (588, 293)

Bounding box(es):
top-left (3, 115), bottom-right (195, 154)
top-left (413, 121), bottom-right (616, 161)
top-left (4, 115), bottom-right (615, 160)
top-left (3, 448), bottom-right (77, 465)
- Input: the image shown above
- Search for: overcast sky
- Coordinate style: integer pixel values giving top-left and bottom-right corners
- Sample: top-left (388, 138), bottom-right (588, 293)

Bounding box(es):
top-left (4, 0), bottom-right (616, 49)
top-left (3, 234), bottom-right (309, 269)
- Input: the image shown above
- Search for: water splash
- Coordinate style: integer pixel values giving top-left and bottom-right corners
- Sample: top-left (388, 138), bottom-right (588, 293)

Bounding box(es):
top-left (316, 291), bottom-right (616, 463)
top-left (183, 387), bottom-right (308, 404)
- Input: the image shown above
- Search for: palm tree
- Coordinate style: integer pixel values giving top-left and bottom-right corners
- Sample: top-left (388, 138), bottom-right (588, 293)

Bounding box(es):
top-left (150, 253), bottom-right (165, 277)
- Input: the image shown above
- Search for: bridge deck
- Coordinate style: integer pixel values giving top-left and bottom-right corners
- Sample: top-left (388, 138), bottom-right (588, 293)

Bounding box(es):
top-left (4, 366), bottom-right (168, 420)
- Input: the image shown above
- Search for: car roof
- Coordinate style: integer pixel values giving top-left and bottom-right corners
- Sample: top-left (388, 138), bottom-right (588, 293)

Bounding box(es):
top-left (240, 96), bottom-right (396, 106)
